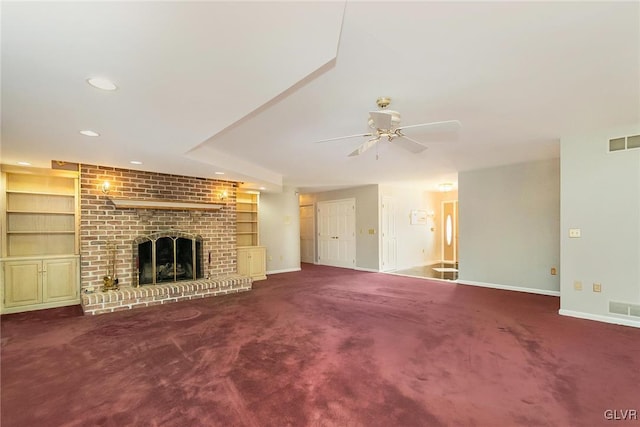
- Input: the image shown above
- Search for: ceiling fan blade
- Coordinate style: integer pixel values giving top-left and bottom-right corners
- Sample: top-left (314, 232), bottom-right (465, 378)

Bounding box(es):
top-left (314, 132), bottom-right (373, 143)
top-left (369, 111), bottom-right (393, 130)
top-left (348, 137), bottom-right (380, 157)
top-left (394, 134), bottom-right (429, 154)
top-left (396, 120), bottom-right (461, 133)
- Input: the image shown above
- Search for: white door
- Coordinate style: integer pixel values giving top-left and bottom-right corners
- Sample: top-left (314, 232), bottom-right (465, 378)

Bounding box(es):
top-left (299, 205), bottom-right (315, 263)
top-left (381, 196), bottom-right (397, 271)
top-left (317, 199), bottom-right (356, 268)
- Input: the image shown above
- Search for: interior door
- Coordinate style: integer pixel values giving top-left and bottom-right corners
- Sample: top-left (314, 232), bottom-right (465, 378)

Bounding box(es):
top-left (381, 196), bottom-right (397, 271)
top-left (299, 205), bottom-right (315, 263)
top-left (317, 199), bottom-right (356, 268)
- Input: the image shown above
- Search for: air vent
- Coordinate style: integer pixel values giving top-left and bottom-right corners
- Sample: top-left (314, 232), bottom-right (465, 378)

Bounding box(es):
top-left (609, 301), bottom-right (640, 317)
top-left (627, 135), bottom-right (640, 149)
top-left (609, 134), bottom-right (640, 152)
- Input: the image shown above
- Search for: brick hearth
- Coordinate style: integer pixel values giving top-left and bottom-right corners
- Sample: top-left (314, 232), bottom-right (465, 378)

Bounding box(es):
top-left (82, 275), bottom-right (252, 315)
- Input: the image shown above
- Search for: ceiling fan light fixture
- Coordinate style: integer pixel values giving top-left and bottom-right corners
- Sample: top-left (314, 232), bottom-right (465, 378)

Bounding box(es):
top-left (79, 130), bottom-right (100, 137)
top-left (312, 97), bottom-right (460, 158)
top-left (438, 183), bottom-right (454, 192)
top-left (368, 110), bottom-right (401, 130)
top-left (376, 97), bottom-right (391, 109)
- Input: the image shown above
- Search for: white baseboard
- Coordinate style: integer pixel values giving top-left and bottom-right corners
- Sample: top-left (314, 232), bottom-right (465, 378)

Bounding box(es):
top-left (266, 267), bottom-right (301, 275)
top-left (354, 267), bottom-right (379, 273)
top-left (456, 279), bottom-right (560, 297)
top-left (559, 309), bottom-right (640, 328)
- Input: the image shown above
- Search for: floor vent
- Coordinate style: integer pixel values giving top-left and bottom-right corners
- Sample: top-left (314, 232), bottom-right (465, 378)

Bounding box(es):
top-left (609, 301), bottom-right (640, 317)
top-left (609, 134), bottom-right (640, 152)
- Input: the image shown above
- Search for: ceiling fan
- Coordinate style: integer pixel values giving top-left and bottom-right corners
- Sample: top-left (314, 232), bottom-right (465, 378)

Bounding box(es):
top-left (314, 97), bottom-right (461, 157)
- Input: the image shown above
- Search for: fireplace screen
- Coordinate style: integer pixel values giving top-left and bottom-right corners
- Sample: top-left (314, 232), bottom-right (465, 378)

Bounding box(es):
top-left (135, 231), bottom-right (203, 285)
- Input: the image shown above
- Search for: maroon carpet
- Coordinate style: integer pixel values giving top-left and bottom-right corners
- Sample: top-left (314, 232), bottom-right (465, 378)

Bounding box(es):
top-left (2, 265), bottom-right (639, 426)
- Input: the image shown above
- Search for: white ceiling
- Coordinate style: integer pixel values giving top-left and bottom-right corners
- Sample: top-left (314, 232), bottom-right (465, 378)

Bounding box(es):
top-left (2, 1), bottom-right (639, 193)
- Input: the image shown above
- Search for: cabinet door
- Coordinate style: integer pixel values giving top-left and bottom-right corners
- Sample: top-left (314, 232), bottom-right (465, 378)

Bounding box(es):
top-left (248, 247), bottom-right (266, 280)
top-left (43, 257), bottom-right (78, 302)
top-left (237, 248), bottom-right (250, 277)
top-left (3, 260), bottom-right (42, 307)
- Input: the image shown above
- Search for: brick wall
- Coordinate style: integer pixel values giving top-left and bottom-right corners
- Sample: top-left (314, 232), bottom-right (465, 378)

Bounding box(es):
top-left (80, 164), bottom-right (237, 291)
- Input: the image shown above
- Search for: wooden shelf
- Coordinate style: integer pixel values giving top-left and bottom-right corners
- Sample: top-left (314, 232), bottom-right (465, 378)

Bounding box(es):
top-left (109, 198), bottom-right (224, 211)
top-left (2, 166), bottom-right (80, 259)
top-left (7, 231), bottom-right (74, 234)
top-left (7, 210), bottom-right (74, 214)
top-left (236, 191), bottom-right (259, 246)
top-left (6, 190), bottom-right (74, 196)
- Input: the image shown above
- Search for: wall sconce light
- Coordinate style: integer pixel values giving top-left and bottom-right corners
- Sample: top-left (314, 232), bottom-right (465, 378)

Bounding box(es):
top-left (101, 181), bottom-right (111, 194)
top-left (218, 190), bottom-right (228, 201)
top-left (438, 183), bottom-right (453, 192)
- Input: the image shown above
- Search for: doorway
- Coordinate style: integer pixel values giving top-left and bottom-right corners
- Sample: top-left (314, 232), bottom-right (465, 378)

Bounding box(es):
top-left (299, 205), bottom-right (315, 263)
top-left (380, 196), bottom-right (397, 272)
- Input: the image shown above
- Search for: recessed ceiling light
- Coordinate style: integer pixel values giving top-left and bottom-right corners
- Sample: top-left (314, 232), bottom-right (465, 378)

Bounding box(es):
top-left (259, 187), bottom-right (266, 190)
top-left (87, 77), bottom-right (117, 91)
top-left (214, 171), bottom-right (225, 175)
top-left (17, 161), bottom-right (31, 166)
top-left (79, 130), bottom-right (100, 137)
top-left (130, 160), bottom-right (143, 165)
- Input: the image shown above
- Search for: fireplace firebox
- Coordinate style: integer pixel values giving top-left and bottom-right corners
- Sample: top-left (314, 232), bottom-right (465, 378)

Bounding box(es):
top-left (134, 231), bottom-right (203, 286)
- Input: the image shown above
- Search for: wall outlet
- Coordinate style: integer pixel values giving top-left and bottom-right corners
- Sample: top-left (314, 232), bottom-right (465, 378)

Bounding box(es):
top-left (574, 281), bottom-right (582, 291)
top-left (569, 228), bottom-right (581, 238)
top-left (593, 283), bottom-right (602, 293)
top-left (550, 267), bottom-right (557, 275)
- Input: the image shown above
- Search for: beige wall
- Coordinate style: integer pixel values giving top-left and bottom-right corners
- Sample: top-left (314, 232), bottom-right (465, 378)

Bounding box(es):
top-left (458, 158), bottom-right (560, 294)
top-left (259, 187), bottom-right (301, 274)
top-left (560, 124), bottom-right (640, 326)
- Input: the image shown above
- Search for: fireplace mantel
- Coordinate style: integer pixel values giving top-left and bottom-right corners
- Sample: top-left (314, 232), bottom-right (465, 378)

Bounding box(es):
top-left (108, 197), bottom-right (224, 211)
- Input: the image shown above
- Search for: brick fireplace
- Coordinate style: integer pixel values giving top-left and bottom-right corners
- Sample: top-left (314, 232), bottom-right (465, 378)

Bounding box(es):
top-left (79, 164), bottom-right (251, 314)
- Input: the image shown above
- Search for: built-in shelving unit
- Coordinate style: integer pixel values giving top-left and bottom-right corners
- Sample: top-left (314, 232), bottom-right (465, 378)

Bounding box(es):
top-left (235, 191), bottom-right (266, 281)
top-left (1, 165), bottom-right (80, 313)
top-left (236, 191), bottom-right (259, 247)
